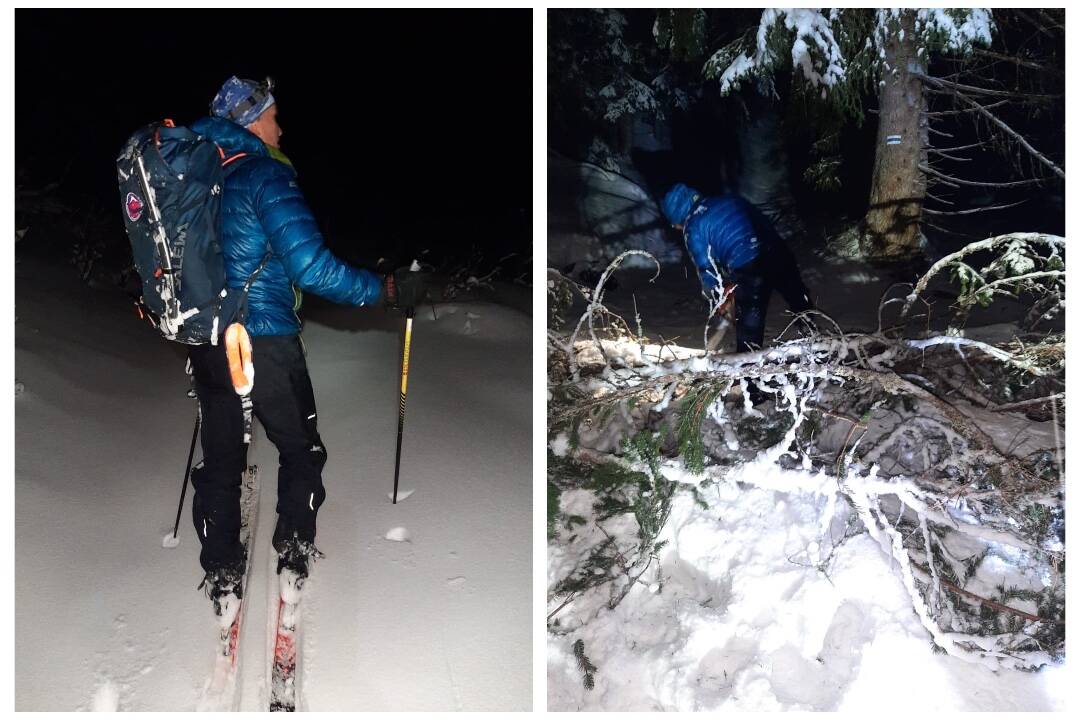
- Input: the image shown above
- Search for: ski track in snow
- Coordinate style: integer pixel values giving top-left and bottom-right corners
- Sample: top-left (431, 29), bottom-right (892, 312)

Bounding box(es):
top-left (15, 257), bottom-right (531, 710)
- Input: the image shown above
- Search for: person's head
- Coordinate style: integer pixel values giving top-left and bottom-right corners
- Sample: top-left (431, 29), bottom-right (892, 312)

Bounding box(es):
top-left (661, 183), bottom-right (701, 229)
top-left (211, 76), bottom-right (282, 148)
top-left (246, 104), bottom-right (282, 149)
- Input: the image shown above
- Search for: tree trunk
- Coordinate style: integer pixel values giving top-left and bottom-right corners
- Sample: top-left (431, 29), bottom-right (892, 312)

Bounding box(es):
top-left (862, 10), bottom-right (928, 259)
top-left (735, 88), bottom-right (804, 241)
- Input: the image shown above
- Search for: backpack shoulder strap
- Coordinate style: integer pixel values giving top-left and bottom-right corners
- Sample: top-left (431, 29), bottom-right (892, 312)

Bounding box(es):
top-left (235, 252), bottom-right (274, 324)
top-left (222, 152), bottom-right (248, 168)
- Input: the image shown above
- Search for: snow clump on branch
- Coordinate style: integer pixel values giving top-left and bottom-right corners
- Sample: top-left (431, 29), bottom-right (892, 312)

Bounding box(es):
top-left (710, 8), bottom-right (992, 97)
top-left (711, 9), bottom-right (846, 95)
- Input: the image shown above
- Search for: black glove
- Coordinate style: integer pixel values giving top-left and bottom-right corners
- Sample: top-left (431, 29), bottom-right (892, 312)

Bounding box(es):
top-left (383, 267), bottom-right (429, 312)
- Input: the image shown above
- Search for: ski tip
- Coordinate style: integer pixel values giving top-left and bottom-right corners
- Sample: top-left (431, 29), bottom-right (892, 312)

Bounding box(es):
top-left (162, 532), bottom-right (181, 549)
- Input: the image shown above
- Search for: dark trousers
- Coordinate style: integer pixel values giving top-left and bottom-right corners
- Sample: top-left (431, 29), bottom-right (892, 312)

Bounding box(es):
top-left (728, 242), bottom-right (812, 353)
top-left (187, 334), bottom-right (328, 573)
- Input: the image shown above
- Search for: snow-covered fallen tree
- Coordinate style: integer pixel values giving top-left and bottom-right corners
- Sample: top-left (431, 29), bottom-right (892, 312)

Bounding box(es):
top-left (547, 239), bottom-right (1064, 683)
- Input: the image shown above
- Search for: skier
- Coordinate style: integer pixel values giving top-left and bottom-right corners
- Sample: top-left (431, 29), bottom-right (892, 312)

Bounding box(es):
top-left (661, 182), bottom-right (813, 354)
top-left (186, 76), bottom-right (423, 606)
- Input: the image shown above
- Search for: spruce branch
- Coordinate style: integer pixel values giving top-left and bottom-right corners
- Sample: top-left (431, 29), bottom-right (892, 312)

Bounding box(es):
top-left (573, 639), bottom-right (598, 690)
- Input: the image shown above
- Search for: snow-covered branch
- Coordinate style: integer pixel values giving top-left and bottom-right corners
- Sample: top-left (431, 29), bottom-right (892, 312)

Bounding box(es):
top-left (549, 252), bottom-right (1064, 671)
top-left (901, 232), bottom-right (1065, 329)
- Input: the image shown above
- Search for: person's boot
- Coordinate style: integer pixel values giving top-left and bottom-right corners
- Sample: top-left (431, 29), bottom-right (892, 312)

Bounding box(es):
top-left (198, 562), bottom-right (245, 628)
top-left (273, 521), bottom-right (324, 597)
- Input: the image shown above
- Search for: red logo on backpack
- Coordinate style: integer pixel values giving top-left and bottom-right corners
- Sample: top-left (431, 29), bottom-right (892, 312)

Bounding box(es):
top-left (126, 192), bottom-right (144, 221)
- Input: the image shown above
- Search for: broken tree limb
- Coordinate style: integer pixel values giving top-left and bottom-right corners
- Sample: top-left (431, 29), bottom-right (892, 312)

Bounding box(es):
top-left (927, 148), bottom-right (974, 162)
top-left (901, 232), bottom-right (1065, 317)
top-left (916, 73), bottom-right (1065, 180)
top-left (830, 365), bottom-right (1039, 489)
top-left (922, 76), bottom-right (1060, 101)
top-left (923, 200), bottom-right (1027, 216)
top-left (990, 393), bottom-right (1064, 414)
top-left (920, 163), bottom-right (1048, 188)
top-left (924, 100), bottom-right (1012, 117)
top-left (924, 191), bottom-right (956, 206)
top-left (910, 561), bottom-right (1064, 625)
top-left (971, 47), bottom-right (1064, 76)
top-left (932, 142), bottom-right (988, 153)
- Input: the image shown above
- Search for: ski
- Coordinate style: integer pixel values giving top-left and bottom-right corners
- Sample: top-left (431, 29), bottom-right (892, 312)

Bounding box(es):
top-left (198, 464), bottom-right (260, 711)
top-left (269, 570), bottom-right (303, 711)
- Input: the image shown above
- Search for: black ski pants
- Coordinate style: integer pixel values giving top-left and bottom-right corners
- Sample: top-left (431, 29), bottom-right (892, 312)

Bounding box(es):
top-left (727, 241), bottom-right (813, 353)
top-left (187, 334), bottom-right (328, 573)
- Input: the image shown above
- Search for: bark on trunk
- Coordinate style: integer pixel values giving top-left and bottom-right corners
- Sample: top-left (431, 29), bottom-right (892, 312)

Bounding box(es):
top-left (862, 10), bottom-right (928, 258)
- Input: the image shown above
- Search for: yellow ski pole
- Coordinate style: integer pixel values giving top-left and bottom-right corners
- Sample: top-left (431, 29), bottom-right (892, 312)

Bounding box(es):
top-left (392, 306), bottom-right (415, 504)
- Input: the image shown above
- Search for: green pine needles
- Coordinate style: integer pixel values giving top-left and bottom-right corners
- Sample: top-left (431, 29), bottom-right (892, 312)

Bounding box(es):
top-left (573, 639), bottom-right (598, 690)
top-left (675, 382), bottom-right (728, 475)
top-left (549, 431), bottom-right (676, 603)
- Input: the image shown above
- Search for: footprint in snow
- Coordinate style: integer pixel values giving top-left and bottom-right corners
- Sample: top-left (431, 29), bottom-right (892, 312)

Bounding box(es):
top-left (385, 527), bottom-right (411, 542)
top-left (463, 312), bottom-right (481, 335)
top-left (447, 576), bottom-right (467, 588)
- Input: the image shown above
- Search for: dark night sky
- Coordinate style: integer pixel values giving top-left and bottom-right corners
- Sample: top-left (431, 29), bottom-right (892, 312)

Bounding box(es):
top-left (16, 9), bottom-right (532, 263)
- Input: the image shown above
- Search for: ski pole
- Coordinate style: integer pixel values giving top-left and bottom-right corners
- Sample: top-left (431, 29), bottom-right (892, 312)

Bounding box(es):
top-left (392, 305), bottom-right (415, 504)
top-left (166, 407), bottom-right (201, 546)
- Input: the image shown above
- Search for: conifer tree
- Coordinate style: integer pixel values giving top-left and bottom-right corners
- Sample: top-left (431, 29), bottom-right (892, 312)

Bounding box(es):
top-left (696, 8), bottom-right (995, 257)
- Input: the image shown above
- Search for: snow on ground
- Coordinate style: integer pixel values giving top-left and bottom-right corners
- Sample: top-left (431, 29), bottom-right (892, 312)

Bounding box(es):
top-left (548, 481), bottom-right (1065, 711)
top-left (15, 256), bottom-right (531, 711)
top-left (548, 234), bottom-right (1066, 712)
top-left (580, 239), bottom-right (1043, 357)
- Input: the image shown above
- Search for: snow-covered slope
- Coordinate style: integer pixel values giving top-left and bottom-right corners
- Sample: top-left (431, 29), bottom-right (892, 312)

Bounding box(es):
top-left (15, 256), bottom-right (531, 711)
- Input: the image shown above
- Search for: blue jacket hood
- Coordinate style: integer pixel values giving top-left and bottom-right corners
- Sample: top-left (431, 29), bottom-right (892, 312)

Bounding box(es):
top-left (662, 183), bottom-right (701, 226)
top-left (190, 116), bottom-right (268, 157)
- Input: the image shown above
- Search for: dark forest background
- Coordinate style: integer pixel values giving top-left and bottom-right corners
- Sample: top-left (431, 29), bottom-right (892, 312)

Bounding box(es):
top-left (548, 8), bottom-right (1064, 260)
top-left (16, 9), bottom-right (532, 286)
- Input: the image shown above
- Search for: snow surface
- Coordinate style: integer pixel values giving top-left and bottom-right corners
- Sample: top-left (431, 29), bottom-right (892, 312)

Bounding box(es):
top-left (548, 479), bottom-right (1065, 711)
top-left (547, 234), bottom-right (1066, 711)
top-left (14, 256), bottom-right (531, 710)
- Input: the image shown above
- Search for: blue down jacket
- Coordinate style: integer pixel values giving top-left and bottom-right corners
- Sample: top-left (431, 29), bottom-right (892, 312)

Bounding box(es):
top-left (190, 116), bottom-right (382, 336)
top-left (683, 194), bottom-right (770, 291)
top-left (663, 184), bottom-right (775, 292)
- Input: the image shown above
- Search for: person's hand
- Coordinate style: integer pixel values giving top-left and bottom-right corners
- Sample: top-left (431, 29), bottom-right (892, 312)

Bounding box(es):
top-left (383, 266), bottom-right (429, 312)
